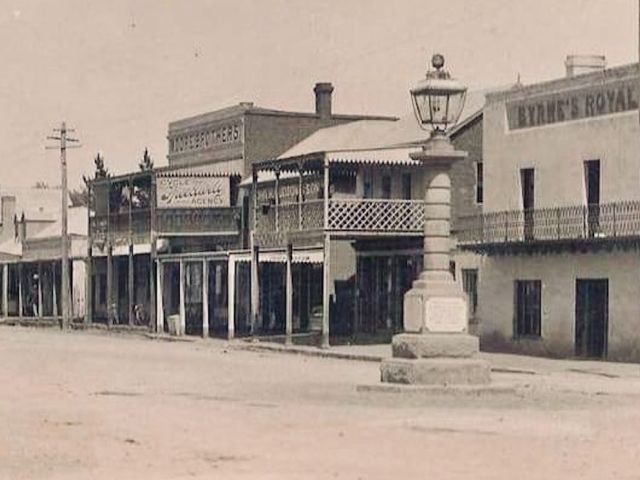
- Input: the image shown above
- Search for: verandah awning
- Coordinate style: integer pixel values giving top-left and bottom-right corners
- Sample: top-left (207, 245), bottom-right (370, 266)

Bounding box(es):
top-left (229, 249), bottom-right (323, 264)
top-left (324, 148), bottom-right (421, 166)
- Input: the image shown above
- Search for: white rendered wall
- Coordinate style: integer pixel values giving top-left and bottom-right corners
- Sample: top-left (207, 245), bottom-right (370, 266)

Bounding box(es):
top-left (477, 250), bottom-right (640, 361)
top-left (483, 103), bottom-right (640, 213)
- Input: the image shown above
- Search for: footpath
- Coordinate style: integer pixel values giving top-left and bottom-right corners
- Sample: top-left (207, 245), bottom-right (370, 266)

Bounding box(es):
top-left (7, 323), bottom-right (640, 395)
top-left (231, 337), bottom-right (640, 385)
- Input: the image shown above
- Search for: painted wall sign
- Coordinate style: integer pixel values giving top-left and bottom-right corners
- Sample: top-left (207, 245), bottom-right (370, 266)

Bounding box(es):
top-left (157, 176), bottom-right (230, 208)
top-left (506, 77), bottom-right (639, 130)
top-left (169, 121), bottom-right (243, 155)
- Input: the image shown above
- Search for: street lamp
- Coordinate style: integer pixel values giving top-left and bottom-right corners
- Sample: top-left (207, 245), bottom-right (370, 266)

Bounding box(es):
top-left (379, 54), bottom-right (490, 387)
top-left (410, 53), bottom-right (467, 134)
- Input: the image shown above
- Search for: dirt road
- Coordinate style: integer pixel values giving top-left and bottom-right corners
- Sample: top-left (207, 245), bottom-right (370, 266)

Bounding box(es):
top-left (1, 327), bottom-right (640, 479)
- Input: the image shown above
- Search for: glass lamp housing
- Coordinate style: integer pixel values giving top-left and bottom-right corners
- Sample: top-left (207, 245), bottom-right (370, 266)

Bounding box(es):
top-left (410, 55), bottom-right (467, 133)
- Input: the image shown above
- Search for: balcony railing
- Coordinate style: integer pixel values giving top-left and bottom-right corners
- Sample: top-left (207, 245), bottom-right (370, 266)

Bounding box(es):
top-left (457, 201), bottom-right (640, 247)
top-left (90, 209), bottom-right (151, 244)
top-left (90, 207), bottom-right (241, 244)
top-left (254, 198), bottom-right (425, 246)
top-left (327, 199), bottom-right (424, 233)
top-left (156, 207), bottom-right (241, 236)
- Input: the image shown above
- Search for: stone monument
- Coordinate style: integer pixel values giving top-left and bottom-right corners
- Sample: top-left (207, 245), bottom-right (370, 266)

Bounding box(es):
top-left (380, 54), bottom-right (490, 386)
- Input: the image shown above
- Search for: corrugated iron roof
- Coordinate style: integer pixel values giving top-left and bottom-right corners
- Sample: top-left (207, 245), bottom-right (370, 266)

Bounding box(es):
top-left (240, 146), bottom-right (421, 186)
top-left (278, 89), bottom-right (489, 159)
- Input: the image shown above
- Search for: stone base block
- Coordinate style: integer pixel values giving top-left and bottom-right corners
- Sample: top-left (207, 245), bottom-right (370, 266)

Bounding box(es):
top-left (380, 357), bottom-right (491, 386)
top-left (357, 383), bottom-right (516, 397)
top-left (392, 333), bottom-right (479, 359)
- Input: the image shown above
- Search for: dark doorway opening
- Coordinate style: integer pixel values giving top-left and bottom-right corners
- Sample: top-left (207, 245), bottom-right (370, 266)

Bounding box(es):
top-left (585, 160), bottom-right (601, 236)
top-left (520, 168), bottom-right (535, 240)
top-left (575, 279), bottom-right (608, 358)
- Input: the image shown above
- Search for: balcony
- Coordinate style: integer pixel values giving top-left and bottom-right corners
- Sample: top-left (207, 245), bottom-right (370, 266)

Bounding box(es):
top-left (254, 198), bottom-right (424, 247)
top-left (90, 207), bottom-right (241, 245)
top-left (457, 201), bottom-right (640, 253)
top-left (156, 207), bottom-right (241, 236)
top-left (90, 210), bottom-right (151, 245)
top-left (327, 199), bottom-right (424, 233)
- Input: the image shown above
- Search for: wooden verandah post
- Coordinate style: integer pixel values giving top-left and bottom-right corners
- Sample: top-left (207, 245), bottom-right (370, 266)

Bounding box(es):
top-left (128, 175), bottom-right (134, 327)
top-left (85, 181), bottom-right (93, 326)
top-left (149, 173), bottom-right (157, 332)
top-left (250, 166), bottom-right (260, 336)
top-left (179, 259), bottom-right (186, 335)
top-left (155, 259), bottom-right (164, 333)
top-left (1, 264), bottom-right (8, 318)
top-left (321, 159), bottom-right (330, 349)
top-left (202, 259), bottom-right (209, 338)
top-left (285, 242), bottom-right (293, 346)
top-left (227, 257), bottom-right (235, 340)
top-left (17, 263), bottom-right (23, 319)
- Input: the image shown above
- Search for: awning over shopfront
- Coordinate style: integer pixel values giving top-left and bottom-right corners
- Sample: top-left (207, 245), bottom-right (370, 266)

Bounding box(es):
top-left (92, 243), bottom-right (152, 257)
top-left (229, 249), bottom-right (323, 264)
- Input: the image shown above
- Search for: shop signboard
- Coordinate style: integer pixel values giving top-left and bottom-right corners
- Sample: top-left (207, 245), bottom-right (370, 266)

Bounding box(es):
top-left (157, 175), bottom-right (230, 209)
top-left (506, 77), bottom-right (639, 130)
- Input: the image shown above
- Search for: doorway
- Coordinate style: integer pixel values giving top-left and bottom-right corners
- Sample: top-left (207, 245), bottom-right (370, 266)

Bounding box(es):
top-left (585, 160), bottom-right (601, 236)
top-left (520, 168), bottom-right (535, 240)
top-left (575, 279), bottom-right (608, 358)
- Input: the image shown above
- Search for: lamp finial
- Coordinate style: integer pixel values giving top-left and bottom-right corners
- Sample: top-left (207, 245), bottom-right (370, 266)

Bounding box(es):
top-left (431, 53), bottom-right (445, 70)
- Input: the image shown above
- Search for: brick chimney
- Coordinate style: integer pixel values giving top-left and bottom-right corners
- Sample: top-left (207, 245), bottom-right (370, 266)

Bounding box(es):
top-left (565, 55), bottom-right (606, 77)
top-left (314, 82), bottom-right (334, 119)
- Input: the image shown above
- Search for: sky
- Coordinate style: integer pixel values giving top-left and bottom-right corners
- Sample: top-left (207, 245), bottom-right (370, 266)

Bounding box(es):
top-left (0, 0), bottom-right (637, 189)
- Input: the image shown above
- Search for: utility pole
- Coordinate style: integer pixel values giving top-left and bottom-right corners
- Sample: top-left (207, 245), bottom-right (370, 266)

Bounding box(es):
top-left (47, 122), bottom-right (80, 330)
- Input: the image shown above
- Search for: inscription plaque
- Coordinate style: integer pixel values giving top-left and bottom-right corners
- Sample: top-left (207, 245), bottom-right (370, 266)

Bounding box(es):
top-left (424, 297), bottom-right (467, 333)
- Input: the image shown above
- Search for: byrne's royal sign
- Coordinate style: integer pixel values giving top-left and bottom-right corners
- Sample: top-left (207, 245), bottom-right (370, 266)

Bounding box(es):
top-left (506, 77), bottom-right (639, 130)
top-left (157, 176), bottom-right (230, 209)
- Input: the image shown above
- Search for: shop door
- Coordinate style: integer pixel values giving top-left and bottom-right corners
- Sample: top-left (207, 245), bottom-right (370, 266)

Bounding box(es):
top-left (575, 279), bottom-right (608, 358)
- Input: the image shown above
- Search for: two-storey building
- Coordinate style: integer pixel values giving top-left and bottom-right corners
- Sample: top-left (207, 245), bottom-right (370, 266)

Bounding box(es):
top-left (87, 83), bottom-right (396, 335)
top-left (246, 95), bottom-right (484, 346)
top-left (459, 56), bottom-right (640, 361)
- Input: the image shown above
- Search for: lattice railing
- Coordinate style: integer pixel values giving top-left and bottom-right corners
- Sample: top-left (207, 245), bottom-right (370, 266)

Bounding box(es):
top-left (327, 199), bottom-right (424, 232)
top-left (457, 200), bottom-right (640, 246)
top-left (254, 198), bottom-right (424, 246)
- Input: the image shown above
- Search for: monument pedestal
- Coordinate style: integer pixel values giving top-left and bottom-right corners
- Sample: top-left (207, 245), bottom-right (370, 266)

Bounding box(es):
top-left (381, 357), bottom-right (490, 385)
top-left (380, 274), bottom-right (490, 386)
top-left (376, 132), bottom-right (491, 387)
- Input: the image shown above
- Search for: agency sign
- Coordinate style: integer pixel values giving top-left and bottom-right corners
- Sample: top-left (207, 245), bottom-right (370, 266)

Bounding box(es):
top-left (157, 176), bottom-right (230, 209)
top-left (506, 77), bottom-right (639, 130)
